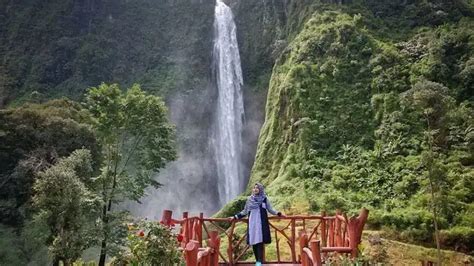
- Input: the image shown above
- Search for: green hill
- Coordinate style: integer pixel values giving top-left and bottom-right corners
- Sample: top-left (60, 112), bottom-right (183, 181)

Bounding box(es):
top-left (229, 0), bottom-right (474, 255)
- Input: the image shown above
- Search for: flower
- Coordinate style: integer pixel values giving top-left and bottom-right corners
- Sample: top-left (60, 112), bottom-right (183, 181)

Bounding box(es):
top-left (137, 230), bottom-right (145, 237)
top-left (176, 234), bottom-right (184, 242)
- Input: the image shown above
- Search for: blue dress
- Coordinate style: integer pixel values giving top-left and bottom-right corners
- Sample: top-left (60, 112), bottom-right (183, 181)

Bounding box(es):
top-left (234, 197), bottom-right (279, 245)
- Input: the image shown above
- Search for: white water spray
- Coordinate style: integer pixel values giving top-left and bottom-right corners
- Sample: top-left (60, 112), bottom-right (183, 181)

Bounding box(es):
top-left (213, 0), bottom-right (245, 206)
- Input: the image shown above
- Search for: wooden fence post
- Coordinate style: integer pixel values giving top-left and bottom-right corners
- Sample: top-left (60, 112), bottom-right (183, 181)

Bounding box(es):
top-left (320, 211), bottom-right (327, 248)
top-left (329, 219), bottom-right (335, 247)
top-left (208, 231), bottom-right (220, 266)
top-left (198, 213), bottom-right (204, 246)
top-left (161, 210), bottom-right (173, 226)
top-left (348, 216), bottom-right (358, 258)
top-left (310, 240), bottom-right (322, 266)
top-left (185, 240), bottom-right (199, 266)
top-left (182, 212), bottom-right (189, 244)
top-left (335, 209), bottom-right (342, 247)
top-left (299, 231), bottom-right (309, 266)
top-left (291, 218), bottom-right (296, 262)
top-left (355, 208), bottom-right (369, 244)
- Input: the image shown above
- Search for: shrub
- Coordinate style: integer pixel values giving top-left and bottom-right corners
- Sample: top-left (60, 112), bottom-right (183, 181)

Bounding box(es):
top-left (439, 226), bottom-right (474, 255)
top-left (113, 220), bottom-right (182, 265)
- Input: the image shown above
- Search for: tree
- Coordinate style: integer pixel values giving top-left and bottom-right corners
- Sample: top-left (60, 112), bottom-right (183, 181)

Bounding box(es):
top-left (85, 83), bottom-right (177, 265)
top-left (402, 80), bottom-right (455, 265)
top-left (0, 99), bottom-right (100, 227)
top-left (33, 149), bottom-right (101, 266)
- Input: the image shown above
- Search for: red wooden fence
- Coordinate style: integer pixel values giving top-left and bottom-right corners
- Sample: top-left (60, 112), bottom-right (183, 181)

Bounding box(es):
top-left (161, 208), bottom-right (369, 265)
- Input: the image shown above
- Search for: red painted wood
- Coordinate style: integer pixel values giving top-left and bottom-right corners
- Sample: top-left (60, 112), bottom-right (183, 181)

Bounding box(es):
top-left (290, 219), bottom-right (296, 262)
top-left (310, 240), bottom-right (322, 266)
top-left (329, 219), bottom-right (335, 247)
top-left (161, 210), bottom-right (173, 226)
top-left (208, 231), bottom-right (220, 266)
top-left (320, 211), bottom-right (327, 248)
top-left (298, 232), bottom-right (308, 266)
top-left (185, 240), bottom-right (199, 266)
top-left (166, 208), bottom-right (368, 266)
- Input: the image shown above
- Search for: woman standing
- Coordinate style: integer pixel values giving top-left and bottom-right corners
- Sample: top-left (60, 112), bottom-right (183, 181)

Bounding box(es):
top-left (231, 183), bottom-right (283, 266)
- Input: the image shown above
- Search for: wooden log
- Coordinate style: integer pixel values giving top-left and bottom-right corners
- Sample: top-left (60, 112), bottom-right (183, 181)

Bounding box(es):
top-left (299, 232), bottom-right (309, 266)
top-left (198, 213), bottom-right (204, 246)
top-left (189, 221), bottom-right (194, 246)
top-left (355, 208), bottom-right (369, 244)
top-left (161, 210), bottom-right (173, 227)
top-left (310, 240), bottom-right (323, 266)
top-left (348, 216), bottom-right (358, 258)
top-left (207, 231), bottom-right (220, 266)
top-left (185, 240), bottom-right (199, 266)
top-left (192, 218), bottom-right (200, 243)
top-left (335, 210), bottom-right (342, 247)
top-left (198, 247), bottom-right (212, 265)
top-left (329, 219), bottom-right (335, 247)
top-left (183, 212), bottom-right (189, 244)
top-left (320, 211), bottom-right (327, 248)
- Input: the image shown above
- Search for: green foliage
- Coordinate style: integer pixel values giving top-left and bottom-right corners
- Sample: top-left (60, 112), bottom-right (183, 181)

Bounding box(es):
top-left (213, 196), bottom-right (248, 219)
top-left (0, 99), bottom-right (100, 226)
top-left (248, 4), bottom-right (474, 254)
top-left (0, 225), bottom-right (28, 265)
top-left (112, 220), bottom-right (182, 265)
top-left (439, 226), bottom-right (474, 254)
top-left (33, 149), bottom-right (101, 264)
top-left (85, 83), bottom-right (177, 202)
top-left (0, 0), bottom-right (215, 104)
top-left (85, 83), bottom-right (177, 263)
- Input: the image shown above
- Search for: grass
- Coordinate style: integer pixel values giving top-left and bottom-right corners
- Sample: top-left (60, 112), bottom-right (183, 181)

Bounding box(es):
top-left (362, 231), bottom-right (473, 265)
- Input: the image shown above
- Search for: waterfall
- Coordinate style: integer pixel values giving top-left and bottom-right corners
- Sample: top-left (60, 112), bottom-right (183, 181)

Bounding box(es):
top-left (213, 0), bottom-right (245, 206)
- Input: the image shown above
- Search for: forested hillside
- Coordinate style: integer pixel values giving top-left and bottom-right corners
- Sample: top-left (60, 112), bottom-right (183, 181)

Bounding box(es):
top-left (0, 0), bottom-right (214, 106)
top-left (1, 0), bottom-right (473, 264)
top-left (226, 0), bottom-right (474, 255)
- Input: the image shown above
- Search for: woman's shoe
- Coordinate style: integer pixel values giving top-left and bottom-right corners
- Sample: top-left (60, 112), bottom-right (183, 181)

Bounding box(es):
top-left (255, 262), bottom-right (262, 266)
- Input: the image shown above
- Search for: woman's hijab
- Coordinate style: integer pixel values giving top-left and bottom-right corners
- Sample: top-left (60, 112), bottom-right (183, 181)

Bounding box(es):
top-left (248, 183), bottom-right (266, 210)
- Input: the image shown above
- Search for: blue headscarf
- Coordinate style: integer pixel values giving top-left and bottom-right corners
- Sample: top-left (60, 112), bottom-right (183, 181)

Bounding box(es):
top-left (247, 183), bottom-right (266, 210)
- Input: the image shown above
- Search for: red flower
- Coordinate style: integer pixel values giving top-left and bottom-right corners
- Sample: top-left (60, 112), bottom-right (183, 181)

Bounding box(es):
top-left (137, 230), bottom-right (145, 237)
top-left (176, 234), bottom-right (184, 242)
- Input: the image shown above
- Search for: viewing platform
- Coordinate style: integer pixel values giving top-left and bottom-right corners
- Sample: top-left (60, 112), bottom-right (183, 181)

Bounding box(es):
top-left (160, 208), bottom-right (369, 266)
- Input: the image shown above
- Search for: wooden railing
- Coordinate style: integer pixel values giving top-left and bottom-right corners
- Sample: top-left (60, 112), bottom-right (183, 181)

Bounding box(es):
top-left (161, 208), bottom-right (369, 265)
top-left (299, 208), bottom-right (369, 265)
top-left (183, 231), bottom-right (220, 266)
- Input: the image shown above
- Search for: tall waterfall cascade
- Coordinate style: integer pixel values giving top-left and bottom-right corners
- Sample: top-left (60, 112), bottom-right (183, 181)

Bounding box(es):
top-left (213, 0), bottom-right (245, 206)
